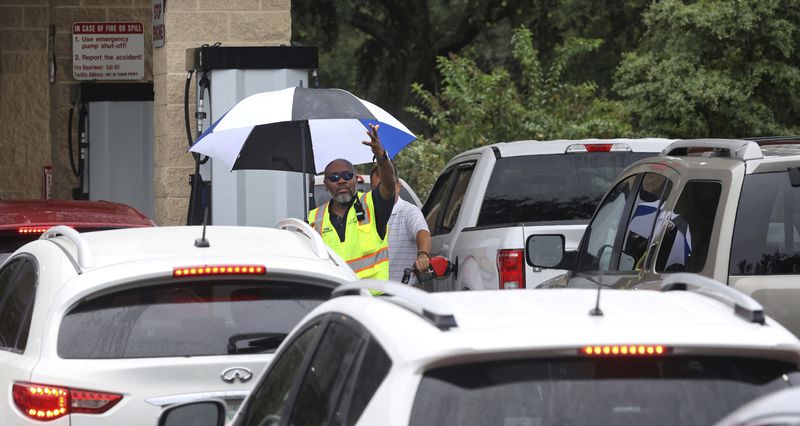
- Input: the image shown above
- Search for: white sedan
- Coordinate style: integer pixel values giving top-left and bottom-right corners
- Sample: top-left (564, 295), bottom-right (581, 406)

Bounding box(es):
top-left (0, 220), bottom-right (355, 425)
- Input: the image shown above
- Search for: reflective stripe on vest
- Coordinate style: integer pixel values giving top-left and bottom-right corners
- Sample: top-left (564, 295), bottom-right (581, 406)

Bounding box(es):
top-left (348, 246), bottom-right (388, 273)
top-left (308, 192), bottom-right (389, 280)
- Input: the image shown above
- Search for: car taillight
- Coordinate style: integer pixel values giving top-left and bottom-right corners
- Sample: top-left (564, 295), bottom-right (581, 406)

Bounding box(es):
top-left (580, 345), bottom-right (669, 356)
top-left (565, 143), bottom-right (632, 153)
top-left (173, 264), bottom-right (266, 278)
top-left (12, 382), bottom-right (122, 421)
top-left (18, 226), bottom-right (50, 234)
top-left (497, 249), bottom-right (525, 289)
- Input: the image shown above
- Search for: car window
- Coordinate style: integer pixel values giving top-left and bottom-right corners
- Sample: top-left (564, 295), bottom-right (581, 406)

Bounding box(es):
top-left (478, 153), bottom-right (652, 226)
top-left (0, 257), bottom-right (37, 352)
top-left (423, 168), bottom-right (455, 233)
top-left (58, 280), bottom-right (330, 358)
top-left (439, 165), bottom-right (475, 233)
top-left (239, 322), bottom-right (321, 425)
top-left (578, 175), bottom-right (638, 272)
top-left (619, 174), bottom-right (672, 271)
top-left (289, 320), bottom-right (367, 426)
top-left (656, 181), bottom-right (722, 273)
top-left (337, 337), bottom-right (392, 426)
top-left (409, 356), bottom-right (799, 426)
top-left (730, 171), bottom-right (800, 275)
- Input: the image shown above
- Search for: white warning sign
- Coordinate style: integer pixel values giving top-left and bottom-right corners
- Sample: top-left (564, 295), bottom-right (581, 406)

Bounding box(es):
top-left (72, 22), bottom-right (144, 80)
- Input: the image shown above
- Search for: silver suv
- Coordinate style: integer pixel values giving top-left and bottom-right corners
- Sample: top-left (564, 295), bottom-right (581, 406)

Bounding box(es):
top-left (530, 138), bottom-right (800, 336)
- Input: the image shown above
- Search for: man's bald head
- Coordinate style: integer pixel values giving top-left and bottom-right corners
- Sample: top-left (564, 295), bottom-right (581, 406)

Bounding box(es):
top-left (325, 159), bottom-right (355, 175)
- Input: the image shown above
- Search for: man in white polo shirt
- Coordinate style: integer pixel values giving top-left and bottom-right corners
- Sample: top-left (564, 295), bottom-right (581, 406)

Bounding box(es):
top-left (371, 167), bottom-right (431, 284)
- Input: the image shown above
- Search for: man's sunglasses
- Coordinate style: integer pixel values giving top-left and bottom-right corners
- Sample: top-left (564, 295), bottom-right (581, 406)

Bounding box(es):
top-left (326, 171), bottom-right (355, 182)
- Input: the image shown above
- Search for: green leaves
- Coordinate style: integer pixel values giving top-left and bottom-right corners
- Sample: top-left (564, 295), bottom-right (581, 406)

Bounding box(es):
top-left (614, 0), bottom-right (800, 138)
top-left (397, 27), bottom-right (631, 197)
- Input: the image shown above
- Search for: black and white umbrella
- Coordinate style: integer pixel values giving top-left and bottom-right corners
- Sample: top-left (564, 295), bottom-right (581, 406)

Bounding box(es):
top-left (189, 87), bottom-right (417, 174)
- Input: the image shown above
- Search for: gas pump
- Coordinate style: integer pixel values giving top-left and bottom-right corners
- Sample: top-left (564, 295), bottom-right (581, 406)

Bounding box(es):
top-left (184, 45), bottom-right (318, 226)
top-left (68, 82), bottom-right (155, 217)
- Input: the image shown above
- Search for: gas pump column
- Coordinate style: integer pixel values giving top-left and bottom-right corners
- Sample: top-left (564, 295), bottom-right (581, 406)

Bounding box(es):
top-left (186, 46), bottom-right (318, 226)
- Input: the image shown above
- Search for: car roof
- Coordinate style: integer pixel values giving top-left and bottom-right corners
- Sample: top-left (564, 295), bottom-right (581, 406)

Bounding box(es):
top-left (313, 288), bottom-right (800, 366)
top-left (652, 138), bottom-right (800, 175)
top-left (0, 200), bottom-right (155, 230)
top-left (37, 225), bottom-right (347, 272)
top-left (450, 138), bottom-right (677, 160)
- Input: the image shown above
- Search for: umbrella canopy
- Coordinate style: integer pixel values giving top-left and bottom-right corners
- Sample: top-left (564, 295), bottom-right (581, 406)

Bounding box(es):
top-left (189, 87), bottom-right (417, 174)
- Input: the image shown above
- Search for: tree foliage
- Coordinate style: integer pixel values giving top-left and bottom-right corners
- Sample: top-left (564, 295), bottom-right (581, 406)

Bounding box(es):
top-left (614, 0), bottom-right (800, 138)
top-left (292, 0), bottom-right (538, 124)
top-left (396, 27), bottom-right (632, 197)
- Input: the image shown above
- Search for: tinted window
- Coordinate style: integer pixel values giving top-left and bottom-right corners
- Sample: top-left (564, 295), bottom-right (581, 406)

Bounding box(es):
top-left (656, 181), bottom-right (722, 273)
top-left (478, 153), bottom-right (651, 226)
top-left (339, 338), bottom-right (392, 425)
top-left (240, 323), bottom-right (320, 425)
top-left (619, 174), bottom-right (671, 271)
top-left (422, 168), bottom-right (455, 232)
top-left (731, 171), bottom-right (800, 275)
top-left (440, 166), bottom-right (475, 233)
top-left (0, 258), bottom-right (37, 351)
top-left (289, 321), bottom-right (365, 425)
top-left (578, 175), bottom-right (638, 272)
top-left (58, 280), bottom-right (329, 358)
top-left (409, 356), bottom-right (798, 426)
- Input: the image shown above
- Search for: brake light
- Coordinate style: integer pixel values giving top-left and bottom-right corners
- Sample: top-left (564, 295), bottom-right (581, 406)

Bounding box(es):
top-left (497, 249), bottom-right (525, 289)
top-left (565, 143), bottom-right (632, 153)
top-left (18, 226), bottom-right (49, 234)
top-left (580, 345), bottom-right (668, 356)
top-left (12, 382), bottom-right (122, 421)
top-left (173, 264), bottom-right (266, 278)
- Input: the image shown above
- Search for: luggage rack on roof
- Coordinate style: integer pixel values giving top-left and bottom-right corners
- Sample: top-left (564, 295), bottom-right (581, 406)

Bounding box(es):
top-left (332, 280), bottom-right (458, 330)
top-left (276, 218), bottom-right (330, 261)
top-left (40, 225), bottom-right (94, 271)
top-left (660, 273), bottom-right (765, 324)
top-left (660, 139), bottom-right (764, 161)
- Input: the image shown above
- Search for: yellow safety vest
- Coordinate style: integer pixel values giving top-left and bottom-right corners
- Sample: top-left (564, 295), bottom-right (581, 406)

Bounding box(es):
top-left (308, 191), bottom-right (389, 280)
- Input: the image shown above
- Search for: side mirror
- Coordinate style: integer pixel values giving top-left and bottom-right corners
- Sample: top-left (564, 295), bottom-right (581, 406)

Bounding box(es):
top-left (526, 235), bottom-right (566, 269)
top-left (158, 400), bottom-right (226, 426)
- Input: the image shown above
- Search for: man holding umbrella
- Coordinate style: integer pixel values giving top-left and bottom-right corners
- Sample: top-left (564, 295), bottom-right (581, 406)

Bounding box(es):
top-left (308, 123), bottom-right (395, 280)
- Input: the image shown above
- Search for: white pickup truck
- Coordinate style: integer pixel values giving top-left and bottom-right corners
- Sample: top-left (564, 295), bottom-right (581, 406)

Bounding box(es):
top-left (423, 138), bottom-right (674, 291)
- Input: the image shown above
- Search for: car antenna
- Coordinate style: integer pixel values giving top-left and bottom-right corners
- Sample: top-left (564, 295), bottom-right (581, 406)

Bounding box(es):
top-left (194, 205), bottom-right (210, 248)
top-left (589, 267), bottom-right (604, 317)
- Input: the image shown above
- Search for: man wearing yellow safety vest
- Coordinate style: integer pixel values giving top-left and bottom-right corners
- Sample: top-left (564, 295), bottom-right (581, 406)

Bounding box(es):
top-left (308, 123), bottom-right (395, 279)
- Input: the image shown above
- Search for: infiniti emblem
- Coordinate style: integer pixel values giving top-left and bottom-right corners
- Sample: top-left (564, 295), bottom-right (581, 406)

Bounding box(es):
top-left (221, 367), bottom-right (253, 384)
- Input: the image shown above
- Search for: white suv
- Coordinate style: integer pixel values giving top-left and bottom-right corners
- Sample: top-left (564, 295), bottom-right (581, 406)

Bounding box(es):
top-left (0, 220), bottom-right (355, 425)
top-left (162, 274), bottom-right (800, 426)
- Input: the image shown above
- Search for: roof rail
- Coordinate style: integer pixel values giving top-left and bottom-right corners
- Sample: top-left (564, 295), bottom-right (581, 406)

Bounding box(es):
top-left (276, 218), bottom-right (329, 260)
top-left (40, 225), bottom-right (94, 269)
top-left (661, 139), bottom-right (763, 161)
top-left (660, 273), bottom-right (765, 324)
top-left (332, 280), bottom-right (458, 330)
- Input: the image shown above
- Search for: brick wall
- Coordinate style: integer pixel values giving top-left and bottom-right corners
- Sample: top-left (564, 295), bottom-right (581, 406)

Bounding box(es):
top-left (0, 1), bottom-right (50, 199)
top-left (0, 0), bottom-right (292, 226)
top-left (153, 0), bottom-right (290, 225)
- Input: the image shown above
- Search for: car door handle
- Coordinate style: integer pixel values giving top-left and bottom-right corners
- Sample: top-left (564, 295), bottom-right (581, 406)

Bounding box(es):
top-left (442, 243), bottom-right (450, 251)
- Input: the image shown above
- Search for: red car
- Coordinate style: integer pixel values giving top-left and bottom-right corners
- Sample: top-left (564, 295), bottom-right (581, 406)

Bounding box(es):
top-left (0, 200), bottom-right (156, 262)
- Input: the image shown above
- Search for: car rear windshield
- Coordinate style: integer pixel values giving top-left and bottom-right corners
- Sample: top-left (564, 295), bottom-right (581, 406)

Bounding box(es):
top-left (477, 153), bottom-right (652, 226)
top-left (58, 280), bottom-right (330, 359)
top-left (730, 171), bottom-right (800, 275)
top-left (409, 356), bottom-right (798, 426)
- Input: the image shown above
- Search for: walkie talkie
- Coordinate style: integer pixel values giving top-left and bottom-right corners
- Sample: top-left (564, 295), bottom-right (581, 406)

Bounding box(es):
top-left (353, 197), bottom-right (366, 222)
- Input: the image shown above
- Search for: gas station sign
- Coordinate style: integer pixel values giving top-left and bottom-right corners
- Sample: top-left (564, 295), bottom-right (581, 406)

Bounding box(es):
top-left (72, 22), bottom-right (144, 80)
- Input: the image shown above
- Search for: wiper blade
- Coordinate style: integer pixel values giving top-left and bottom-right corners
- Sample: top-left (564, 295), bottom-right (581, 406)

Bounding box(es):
top-left (227, 332), bottom-right (287, 354)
